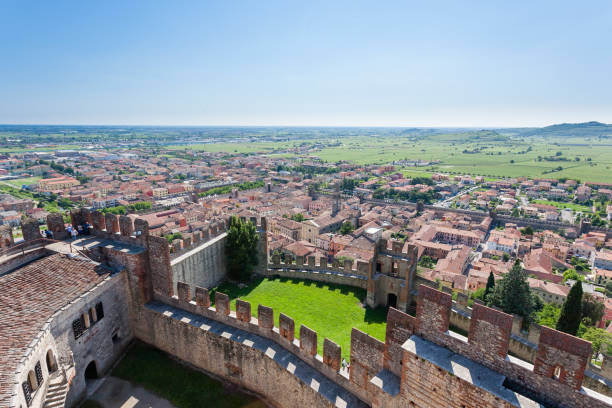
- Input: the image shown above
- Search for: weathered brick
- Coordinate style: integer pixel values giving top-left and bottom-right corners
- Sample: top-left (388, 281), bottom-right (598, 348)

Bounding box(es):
top-left (468, 303), bottom-right (512, 360)
top-left (258, 305), bottom-right (273, 330)
top-left (194, 287), bottom-right (210, 307)
top-left (323, 338), bottom-right (341, 371)
top-left (279, 313), bottom-right (294, 341)
top-left (236, 299), bottom-right (251, 322)
top-left (176, 282), bottom-right (191, 302)
top-left (215, 292), bottom-right (230, 316)
top-left (299, 325), bottom-right (317, 357)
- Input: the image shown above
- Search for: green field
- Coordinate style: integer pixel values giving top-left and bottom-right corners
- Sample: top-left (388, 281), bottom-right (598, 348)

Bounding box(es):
top-left (168, 134), bottom-right (612, 183)
top-left (0, 144), bottom-right (79, 153)
top-left (113, 343), bottom-right (266, 408)
top-left (532, 199), bottom-right (593, 213)
top-left (2, 176), bottom-right (42, 188)
top-left (212, 277), bottom-right (387, 359)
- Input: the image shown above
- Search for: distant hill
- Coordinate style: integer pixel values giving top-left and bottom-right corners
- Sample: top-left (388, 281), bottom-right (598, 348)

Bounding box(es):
top-left (520, 121), bottom-right (612, 138)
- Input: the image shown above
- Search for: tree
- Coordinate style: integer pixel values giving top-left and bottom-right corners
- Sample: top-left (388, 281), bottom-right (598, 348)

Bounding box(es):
top-left (536, 303), bottom-right (561, 328)
top-left (291, 213), bottom-right (305, 222)
top-left (339, 221), bottom-right (354, 235)
top-left (581, 326), bottom-right (612, 356)
top-left (225, 215), bottom-right (259, 282)
top-left (520, 226), bottom-right (534, 236)
top-left (556, 281), bottom-right (583, 335)
top-left (489, 260), bottom-right (534, 321)
top-left (418, 255), bottom-right (435, 269)
top-left (484, 271), bottom-right (495, 301)
top-left (605, 281), bottom-right (612, 298)
top-left (502, 253), bottom-right (510, 262)
top-left (582, 293), bottom-right (604, 326)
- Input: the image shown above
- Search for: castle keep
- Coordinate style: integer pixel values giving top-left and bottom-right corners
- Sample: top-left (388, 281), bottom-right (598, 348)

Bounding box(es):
top-left (1, 208), bottom-right (611, 408)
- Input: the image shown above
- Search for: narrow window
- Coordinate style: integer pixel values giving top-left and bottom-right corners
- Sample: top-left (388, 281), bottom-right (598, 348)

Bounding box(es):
top-left (73, 317), bottom-right (84, 339)
top-left (96, 302), bottom-right (104, 320)
top-left (22, 382), bottom-right (32, 407)
top-left (553, 366), bottom-right (561, 380)
top-left (34, 361), bottom-right (43, 386)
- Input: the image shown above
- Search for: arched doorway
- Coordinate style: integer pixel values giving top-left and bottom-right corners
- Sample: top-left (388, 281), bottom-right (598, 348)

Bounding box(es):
top-left (46, 350), bottom-right (58, 373)
top-left (84, 361), bottom-right (98, 380)
top-left (387, 293), bottom-right (397, 308)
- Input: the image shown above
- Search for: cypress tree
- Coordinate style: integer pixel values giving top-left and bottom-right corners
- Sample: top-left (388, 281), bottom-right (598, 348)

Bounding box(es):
top-left (556, 281), bottom-right (583, 335)
top-left (484, 271), bottom-right (495, 302)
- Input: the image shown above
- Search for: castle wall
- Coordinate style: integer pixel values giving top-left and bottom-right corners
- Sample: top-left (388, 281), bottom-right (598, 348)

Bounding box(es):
top-left (170, 232), bottom-right (227, 293)
top-left (262, 267), bottom-right (368, 289)
top-left (134, 301), bottom-right (367, 408)
top-left (58, 272), bottom-right (133, 407)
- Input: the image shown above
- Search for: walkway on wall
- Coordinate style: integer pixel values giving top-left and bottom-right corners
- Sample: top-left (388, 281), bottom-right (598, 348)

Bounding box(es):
top-left (170, 232), bottom-right (227, 264)
top-left (146, 301), bottom-right (368, 408)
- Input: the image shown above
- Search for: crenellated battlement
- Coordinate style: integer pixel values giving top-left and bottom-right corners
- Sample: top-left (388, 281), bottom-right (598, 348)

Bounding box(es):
top-left (146, 280), bottom-right (610, 408)
top-left (49, 210), bottom-right (609, 407)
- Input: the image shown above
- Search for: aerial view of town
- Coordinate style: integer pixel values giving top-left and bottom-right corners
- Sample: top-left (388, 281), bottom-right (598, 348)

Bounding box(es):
top-left (1, 2), bottom-right (611, 408)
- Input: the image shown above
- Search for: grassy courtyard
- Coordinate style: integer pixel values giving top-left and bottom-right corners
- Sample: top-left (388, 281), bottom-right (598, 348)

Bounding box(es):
top-left (212, 277), bottom-right (387, 359)
top-left (112, 343), bottom-right (266, 408)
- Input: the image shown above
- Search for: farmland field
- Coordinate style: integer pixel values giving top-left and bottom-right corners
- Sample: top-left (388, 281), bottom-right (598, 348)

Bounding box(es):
top-left (168, 133), bottom-right (612, 183)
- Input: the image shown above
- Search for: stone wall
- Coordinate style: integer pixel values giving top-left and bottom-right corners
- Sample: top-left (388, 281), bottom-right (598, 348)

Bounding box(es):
top-left (134, 300), bottom-right (366, 408)
top-left (170, 232), bottom-right (227, 294)
top-left (131, 276), bottom-right (612, 408)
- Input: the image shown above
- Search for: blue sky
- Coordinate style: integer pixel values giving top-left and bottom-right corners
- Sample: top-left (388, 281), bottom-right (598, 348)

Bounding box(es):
top-left (1, 1), bottom-right (611, 127)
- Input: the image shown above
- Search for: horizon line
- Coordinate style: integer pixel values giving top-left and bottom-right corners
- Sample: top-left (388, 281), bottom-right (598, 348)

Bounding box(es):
top-left (0, 120), bottom-right (609, 130)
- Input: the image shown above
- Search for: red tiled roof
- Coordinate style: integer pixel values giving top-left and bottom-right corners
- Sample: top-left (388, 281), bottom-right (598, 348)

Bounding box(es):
top-left (0, 254), bottom-right (110, 407)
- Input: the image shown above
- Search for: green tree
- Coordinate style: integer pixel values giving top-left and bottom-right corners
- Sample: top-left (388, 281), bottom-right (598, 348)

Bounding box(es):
top-left (536, 303), bottom-right (561, 328)
top-left (562, 269), bottom-right (584, 282)
top-left (339, 221), bottom-right (354, 235)
top-left (484, 271), bottom-right (495, 301)
top-left (291, 213), bottom-right (305, 222)
top-left (582, 293), bottom-right (604, 326)
top-left (418, 255), bottom-right (435, 269)
top-left (556, 281), bottom-right (583, 335)
top-left (489, 260), bottom-right (534, 321)
top-left (582, 326), bottom-right (612, 356)
top-left (605, 281), bottom-right (612, 298)
top-left (225, 215), bottom-right (259, 282)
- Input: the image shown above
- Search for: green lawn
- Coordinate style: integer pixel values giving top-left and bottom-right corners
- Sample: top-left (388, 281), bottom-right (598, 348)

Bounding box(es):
top-left (2, 176), bottom-right (42, 188)
top-left (112, 343), bottom-right (266, 408)
top-left (212, 277), bottom-right (388, 359)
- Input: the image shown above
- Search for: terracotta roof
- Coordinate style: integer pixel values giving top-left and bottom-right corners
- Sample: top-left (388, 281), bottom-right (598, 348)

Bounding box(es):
top-left (0, 254), bottom-right (110, 407)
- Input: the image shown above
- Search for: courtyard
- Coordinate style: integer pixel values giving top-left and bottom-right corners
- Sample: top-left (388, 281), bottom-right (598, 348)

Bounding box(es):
top-left (86, 343), bottom-right (266, 408)
top-left (212, 277), bottom-right (388, 359)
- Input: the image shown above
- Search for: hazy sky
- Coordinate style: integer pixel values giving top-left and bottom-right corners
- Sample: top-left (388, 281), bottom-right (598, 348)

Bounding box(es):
top-left (1, 1), bottom-right (611, 127)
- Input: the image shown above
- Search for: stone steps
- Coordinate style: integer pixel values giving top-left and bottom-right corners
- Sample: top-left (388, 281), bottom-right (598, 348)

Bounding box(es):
top-left (43, 374), bottom-right (68, 408)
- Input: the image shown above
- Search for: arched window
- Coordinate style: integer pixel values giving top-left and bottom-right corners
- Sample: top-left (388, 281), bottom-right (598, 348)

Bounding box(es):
top-left (27, 370), bottom-right (38, 392)
top-left (46, 350), bottom-right (58, 373)
top-left (82, 312), bottom-right (91, 329)
top-left (89, 307), bottom-right (97, 323)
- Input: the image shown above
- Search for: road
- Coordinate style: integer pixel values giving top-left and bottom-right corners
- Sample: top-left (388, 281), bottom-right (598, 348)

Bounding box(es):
top-left (433, 185), bottom-right (480, 208)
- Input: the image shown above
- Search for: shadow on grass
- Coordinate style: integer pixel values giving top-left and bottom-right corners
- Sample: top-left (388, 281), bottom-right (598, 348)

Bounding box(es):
top-left (210, 277), bottom-right (266, 304)
top-left (112, 342), bottom-right (266, 408)
top-left (211, 276), bottom-right (369, 307)
top-left (364, 306), bottom-right (388, 325)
